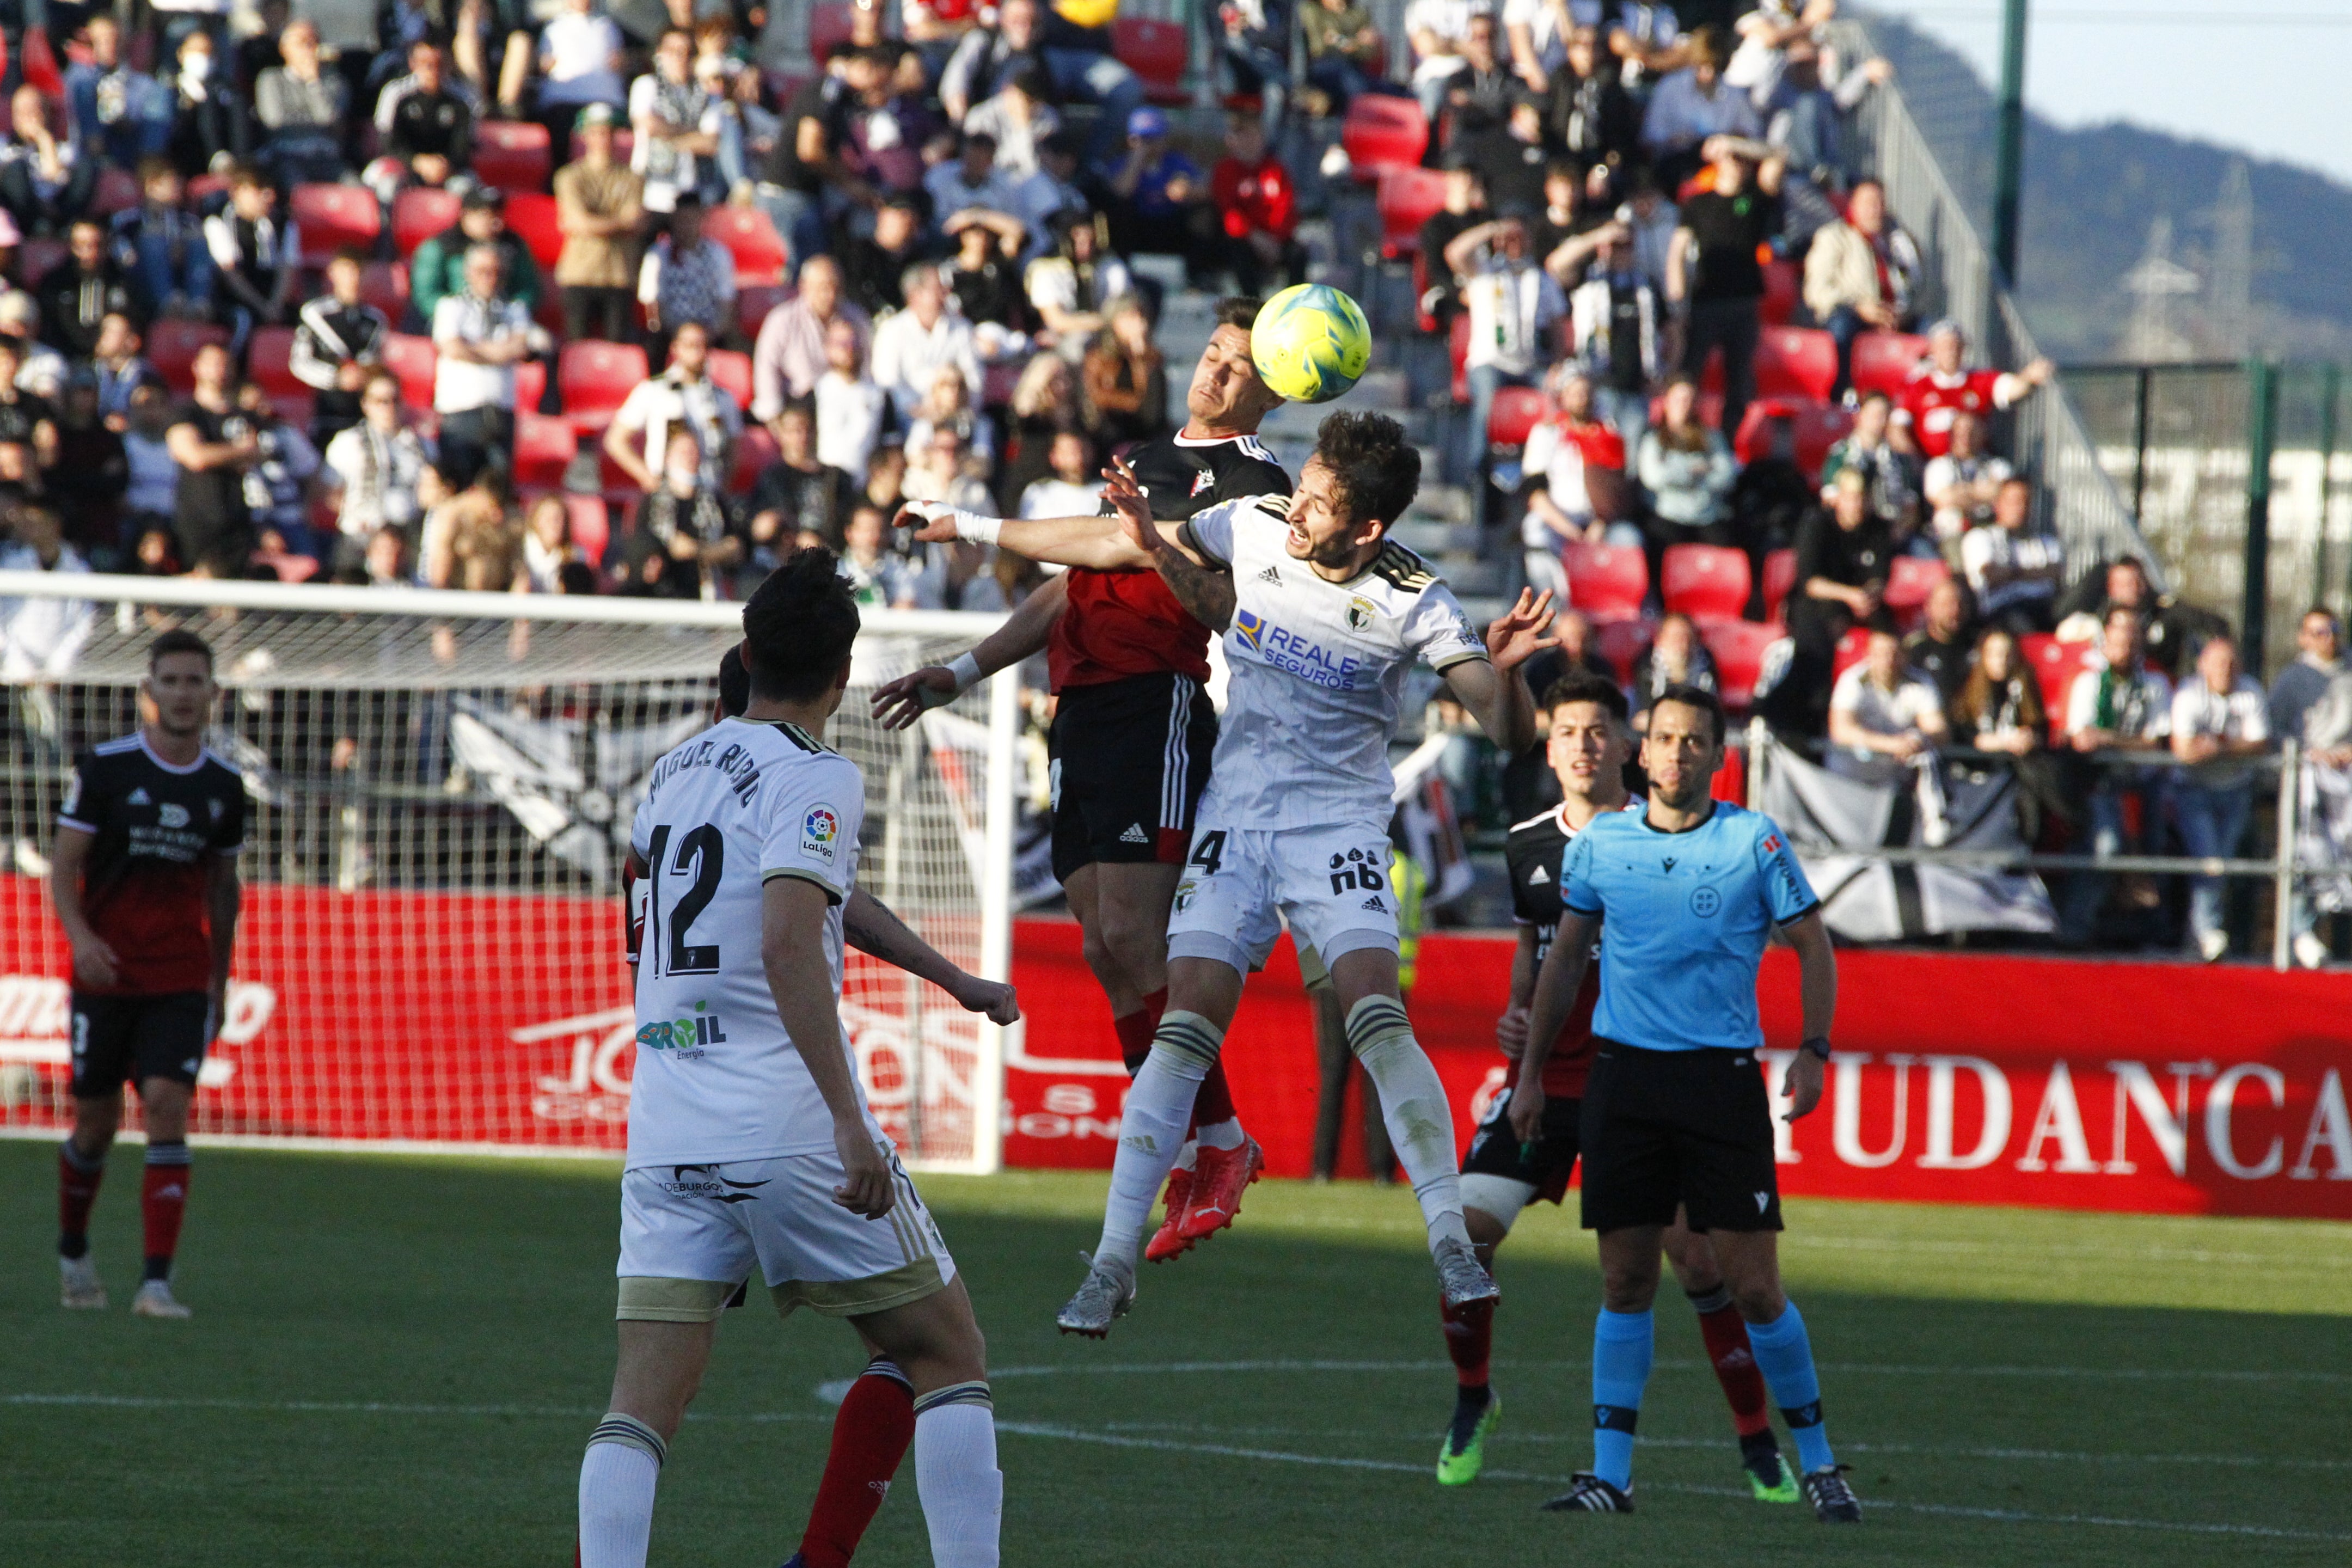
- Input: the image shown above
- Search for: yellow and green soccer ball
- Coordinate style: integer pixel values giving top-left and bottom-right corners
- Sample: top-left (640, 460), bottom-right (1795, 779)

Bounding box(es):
top-left (1250, 283), bottom-right (1373, 403)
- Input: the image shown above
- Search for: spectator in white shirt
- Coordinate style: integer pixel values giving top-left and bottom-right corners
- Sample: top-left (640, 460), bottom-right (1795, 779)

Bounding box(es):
top-left (1827, 627), bottom-right (1947, 784)
top-left (752, 255), bottom-right (871, 419)
top-left (1958, 476), bottom-right (2062, 634)
top-left (2059, 606), bottom-right (2175, 946)
top-left (535, 0), bottom-right (628, 148)
top-left (0, 506), bottom-right (92, 679)
top-left (630, 28), bottom-right (720, 214)
top-left (2170, 631), bottom-right (2270, 961)
top-left (322, 372), bottom-right (434, 574)
top-left (1922, 411), bottom-right (2010, 542)
top-left (871, 264), bottom-right (981, 421)
top-left (635, 195), bottom-right (736, 370)
top-left (1444, 213), bottom-right (1566, 487)
top-left (961, 69), bottom-right (1060, 182)
top-left (813, 318), bottom-right (886, 484)
top-left (1404, 0), bottom-right (1476, 128)
top-left (1018, 428), bottom-right (1102, 517)
top-left (430, 241), bottom-right (536, 488)
top-left (604, 320), bottom-right (743, 495)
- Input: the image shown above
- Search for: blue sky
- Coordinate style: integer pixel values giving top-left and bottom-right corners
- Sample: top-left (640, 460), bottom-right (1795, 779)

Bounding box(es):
top-left (1866, 2), bottom-right (2352, 187)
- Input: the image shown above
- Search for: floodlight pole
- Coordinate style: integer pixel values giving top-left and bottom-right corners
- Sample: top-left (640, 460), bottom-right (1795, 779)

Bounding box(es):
top-left (1990, 0), bottom-right (2029, 290)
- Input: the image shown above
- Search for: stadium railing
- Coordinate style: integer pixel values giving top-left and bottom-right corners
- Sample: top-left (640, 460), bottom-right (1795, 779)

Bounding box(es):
top-left (0, 571), bottom-right (1018, 1173)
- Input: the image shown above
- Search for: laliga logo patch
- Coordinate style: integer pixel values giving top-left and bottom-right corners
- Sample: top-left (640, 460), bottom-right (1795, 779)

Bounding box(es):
top-left (801, 805), bottom-right (841, 861)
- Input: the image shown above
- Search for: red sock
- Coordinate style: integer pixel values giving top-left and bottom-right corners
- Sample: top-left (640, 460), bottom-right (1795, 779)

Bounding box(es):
top-left (58, 1143), bottom-right (104, 1257)
top-left (1440, 1294), bottom-right (1495, 1391)
top-left (1691, 1290), bottom-right (1772, 1438)
top-left (141, 1143), bottom-right (192, 1279)
top-left (1111, 995), bottom-right (1160, 1075)
top-left (798, 1358), bottom-right (916, 1568)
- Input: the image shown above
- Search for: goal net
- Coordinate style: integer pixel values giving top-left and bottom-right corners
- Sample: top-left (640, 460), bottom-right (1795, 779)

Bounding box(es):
top-left (0, 572), bottom-right (1016, 1173)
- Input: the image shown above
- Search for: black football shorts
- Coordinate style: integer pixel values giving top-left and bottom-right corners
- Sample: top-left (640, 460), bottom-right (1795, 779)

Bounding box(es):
top-left (1049, 671), bottom-right (1217, 882)
top-left (69, 991), bottom-right (210, 1097)
top-left (1578, 1042), bottom-right (1784, 1234)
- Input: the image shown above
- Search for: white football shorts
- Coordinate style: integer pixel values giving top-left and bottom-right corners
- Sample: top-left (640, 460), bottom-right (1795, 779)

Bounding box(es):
top-left (1165, 819), bottom-right (1402, 976)
top-left (615, 1146), bottom-right (956, 1322)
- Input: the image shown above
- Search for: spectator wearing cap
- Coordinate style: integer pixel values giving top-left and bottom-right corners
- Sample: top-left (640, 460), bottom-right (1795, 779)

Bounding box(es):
top-left (203, 165), bottom-right (297, 351)
top-left (0, 87), bottom-right (99, 240)
top-left (940, 0), bottom-right (1143, 168)
top-left (553, 103), bottom-right (645, 345)
top-left (1101, 106), bottom-right (1215, 281)
top-left (1802, 177), bottom-right (1919, 399)
top-left (66, 16), bottom-right (173, 173)
top-left (1666, 137), bottom-right (1784, 440)
top-left (1301, 0), bottom-right (1384, 117)
top-left (2269, 608), bottom-right (2344, 745)
top-left (837, 193), bottom-right (929, 317)
top-left (962, 66), bottom-right (1062, 183)
top-left (1417, 154), bottom-right (1488, 330)
top-left (2057, 605), bottom-right (2175, 948)
top-left (752, 255), bottom-right (872, 420)
top-left (36, 219), bottom-right (140, 363)
top-left (632, 28), bottom-right (724, 215)
top-left (411, 187), bottom-right (543, 328)
top-left (1640, 28), bottom-right (1761, 191)
top-left (1444, 211), bottom-right (1566, 489)
top-left (533, 0), bottom-right (630, 154)
top-left (1958, 476), bottom-right (2062, 634)
top-left (365, 41), bottom-right (475, 208)
top-left (110, 160), bottom-right (213, 320)
top-left (871, 263), bottom-right (981, 422)
top-left (253, 20), bottom-right (348, 187)
top-left (291, 250), bottom-right (394, 445)
top-left (607, 318), bottom-right (743, 495)
top-left (637, 195), bottom-right (736, 369)
top-left (1898, 318), bottom-right (2054, 460)
top-left (1210, 114), bottom-right (1305, 297)
top-left (926, 131), bottom-right (1027, 232)
top-left (431, 241), bottom-right (536, 489)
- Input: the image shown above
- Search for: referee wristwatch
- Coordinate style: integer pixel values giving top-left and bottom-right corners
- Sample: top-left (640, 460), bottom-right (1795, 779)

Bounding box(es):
top-left (1800, 1036), bottom-right (1834, 1062)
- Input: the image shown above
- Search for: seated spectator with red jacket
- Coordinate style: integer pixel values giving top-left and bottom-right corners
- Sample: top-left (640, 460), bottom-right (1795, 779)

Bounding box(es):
top-left (1209, 114), bottom-right (1304, 297)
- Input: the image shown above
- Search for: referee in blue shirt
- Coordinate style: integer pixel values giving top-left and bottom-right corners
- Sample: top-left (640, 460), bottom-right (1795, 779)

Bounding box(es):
top-left (1509, 684), bottom-right (1860, 1523)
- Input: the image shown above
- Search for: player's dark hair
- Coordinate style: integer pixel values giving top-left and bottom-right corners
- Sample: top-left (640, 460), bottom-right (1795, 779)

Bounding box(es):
top-left (1313, 410), bottom-right (1420, 529)
top-left (1214, 296), bottom-right (1264, 332)
top-left (1541, 671), bottom-right (1628, 724)
top-left (1651, 682), bottom-right (1728, 746)
top-left (741, 547), bottom-right (860, 701)
top-left (716, 643), bottom-right (751, 719)
top-left (148, 627), bottom-right (213, 673)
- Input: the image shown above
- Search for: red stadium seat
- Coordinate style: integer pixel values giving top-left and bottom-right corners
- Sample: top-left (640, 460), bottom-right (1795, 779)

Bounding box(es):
top-left (393, 186), bottom-right (461, 258)
top-left (511, 412), bottom-right (578, 488)
top-left (701, 204), bottom-right (789, 285)
top-left (359, 260), bottom-right (410, 318)
top-left (1759, 258), bottom-right (1799, 326)
top-left (515, 357), bottom-right (548, 411)
top-left (1753, 326), bottom-right (1839, 402)
top-left (247, 326), bottom-right (301, 397)
top-left (148, 318), bottom-right (229, 392)
top-left (505, 191), bottom-right (564, 274)
top-left (1702, 618), bottom-right (1782, 710)
top-left (1661, 544), bottom-right (1751, 621)
top-left (381, 332), bottom-right (438, 409)
top-left (737, 282), bottom-right (789, 341)
top-left (1831, 624), bottom-right (1873, 681)
top-left (1883, 554), bottom-right (1950, 623)
top-left (2022, 633), bottom-right (2089, 742)
top-left (93, 165), bottom-right (139, 217)
top-left (565, 492), bottom-right (611, 566)
top-left (1448, 311), bottom-right (1469, 403)
top-left (808, 3), bottom-right (855, 63)
top-left (559, 339), bottom-right (649, 432)
top-left (471, 120), bottom-right (553, 193)
top-left (1116, 17), bottom-right (1191, 107)
top-left (1761, 547), bottom-right (1797, 625)
top-left (1376, 166), bottom-right (1446, 258)
top-left (291, 182), bottom-right (381, 267)
top-left (1591, 615), bottom-right (1655, 682)
top-left (1564, 541), bottom-right (1648, 622)
top-left (1732, 397), bottom-right (1854, 479)
top-left (730, 422), bottom-right (779, 494)
top-left (1852, 330), bottom-right (1930, 399)
top-left (1340, 93), bottom-right (1429, 180)
top-left (708, 348), bottom-right (754, 409)
top-left (1487, 385), bottom-right (1547, 449)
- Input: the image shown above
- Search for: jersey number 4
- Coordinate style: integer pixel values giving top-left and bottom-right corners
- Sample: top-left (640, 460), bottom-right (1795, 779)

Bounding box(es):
top-left (643, 823), bottom-right (724, 977)
top-left (1187, 830), bottom-right (1227, 876)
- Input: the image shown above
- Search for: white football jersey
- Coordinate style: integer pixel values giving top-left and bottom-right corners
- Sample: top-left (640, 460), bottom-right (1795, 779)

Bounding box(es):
top-left (1182, 495), bottom-right (1490, 829)
top-left (624, 716), bottom-right (880, 1169)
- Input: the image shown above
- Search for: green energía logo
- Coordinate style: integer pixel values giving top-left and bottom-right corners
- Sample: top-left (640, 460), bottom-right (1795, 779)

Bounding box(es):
top-left (637, 1000), bottom-right (728, 1051)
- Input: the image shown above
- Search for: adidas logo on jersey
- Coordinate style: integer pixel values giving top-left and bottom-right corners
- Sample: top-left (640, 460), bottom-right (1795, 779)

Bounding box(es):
top-left (1119, 824), bottom-right (1150, 844)
top-left (127, 788), bottom-right (151, 805)
top-left (1257, 565), bottom-right (1282, 584)
top-left (1361, 896), bottom-right (1386, 912)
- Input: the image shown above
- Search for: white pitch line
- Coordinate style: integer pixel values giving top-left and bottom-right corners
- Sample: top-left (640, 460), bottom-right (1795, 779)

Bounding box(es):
top-left (984, 1357), bottom-right (2352, 1386)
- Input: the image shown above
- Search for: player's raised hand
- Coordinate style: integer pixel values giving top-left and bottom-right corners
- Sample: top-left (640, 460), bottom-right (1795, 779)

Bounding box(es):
top-left (872, 666), bottom-right (959, 730)
top-left (951, 974), bottom-right (1021, 1026)
top-left (832, 1125), bottom-right (897, 1219)
top-left (1782, 1049), bottom-right (1826, 1122)
top-left (1506, 1077), bottom-right (1546, 1146)
top-left (891, 499), bottom-right (962, 544)
top-left (1101, 457), bottom-right (1155, 555)
top-left (1484, 588), bottom-right (1561, 672)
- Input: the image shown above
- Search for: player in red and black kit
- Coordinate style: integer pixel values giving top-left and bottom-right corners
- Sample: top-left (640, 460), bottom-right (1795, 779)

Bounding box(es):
top-left (877, 297), bottom-right (1290, 1261)
top-left (1435, 673), bottom-right (1796, 1503)
top-left (51, 629), bottom-right (245, 1319)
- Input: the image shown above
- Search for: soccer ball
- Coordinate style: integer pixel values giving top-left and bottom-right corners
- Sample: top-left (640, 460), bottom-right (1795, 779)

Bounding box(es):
top-left (1250, 283), bottom-right (1373, 404)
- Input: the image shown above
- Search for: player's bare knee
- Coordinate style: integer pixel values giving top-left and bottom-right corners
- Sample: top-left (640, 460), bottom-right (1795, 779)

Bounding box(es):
top-left (70, 1095), bottom-right (120, 1155)
top-left (139, 1080), bottom-right (192, 1143)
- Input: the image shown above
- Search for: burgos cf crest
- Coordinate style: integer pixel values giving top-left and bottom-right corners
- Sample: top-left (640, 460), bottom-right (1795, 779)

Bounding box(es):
top-left (1345, 596), bottom-right (1377, 632)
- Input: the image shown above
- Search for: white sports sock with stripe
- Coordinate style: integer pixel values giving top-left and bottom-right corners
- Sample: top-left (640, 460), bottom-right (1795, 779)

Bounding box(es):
top-left (1345, 995), bottom-right (1474, 1254)
top-left (1094, 1012), bottom-right (1218, 1265)
top-left (914, 1384), bottom-right (1002, 1568)
top-left (578, 1413), bottom-right (664, 1568)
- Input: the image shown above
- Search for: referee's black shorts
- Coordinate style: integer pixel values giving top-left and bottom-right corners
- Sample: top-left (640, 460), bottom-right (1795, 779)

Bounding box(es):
top-left (1048, 671), bottom-right (1216, 883)
top-left (1578, 1040), bottom-right (1783, 1234)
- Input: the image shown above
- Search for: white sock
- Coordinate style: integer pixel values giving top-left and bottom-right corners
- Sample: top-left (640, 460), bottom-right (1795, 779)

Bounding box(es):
top-left (1098, 1013), bottom-right (1218, 1264)
top-left (1173, 1140), bottom-right (1200, 1171)
top-left (578, 1413), bottom-right (664, 1568)
top-left (1345, 995), bottom-right (1474, 1254)
top-left (914, 1385), bottom-right (1002, 1568)
top-left (1193, 1117), bottom-right (1246, 1151)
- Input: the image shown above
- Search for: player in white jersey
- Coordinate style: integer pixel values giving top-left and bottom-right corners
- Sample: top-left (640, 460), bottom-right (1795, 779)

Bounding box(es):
top-left (903, 411), bottom-right (1559, 1335)
top-left (576, 551), bottom-right (1018, 1568)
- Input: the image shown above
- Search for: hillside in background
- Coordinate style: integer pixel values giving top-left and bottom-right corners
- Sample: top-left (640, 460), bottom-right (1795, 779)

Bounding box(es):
top-left (1855, 11), bottom-right (2352, 364)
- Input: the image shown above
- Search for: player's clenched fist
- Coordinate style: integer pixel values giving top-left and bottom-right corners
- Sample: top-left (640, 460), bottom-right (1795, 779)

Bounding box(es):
top-left (831, 1126), bottom-right (897, 1218)
top-left (950, 975), bottom-right (1021, 1026)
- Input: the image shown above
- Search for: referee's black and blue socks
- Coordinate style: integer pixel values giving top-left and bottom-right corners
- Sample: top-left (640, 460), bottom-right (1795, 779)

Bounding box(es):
top-left (1746, 1300), bottom-right (1836, 1474)
top-left (1590, 1307), bottom-right (1654, 1490)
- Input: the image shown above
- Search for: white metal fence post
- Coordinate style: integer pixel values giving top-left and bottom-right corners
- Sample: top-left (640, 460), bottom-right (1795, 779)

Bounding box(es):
top-left (971, 666), bottom-right (1021, 1174)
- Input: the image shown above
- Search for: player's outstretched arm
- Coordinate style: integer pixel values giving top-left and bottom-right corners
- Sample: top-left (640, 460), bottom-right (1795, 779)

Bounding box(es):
top-left (844, 888), bottom-right (1020, 1024)
top-left (1781, 910), bottom-right (1836, 1121)
top-left (872, 572), bottom-right (1069, 731)
top-left (893, 460), bottom-right (1192, 572)
top-left (764, 875), bottom-right (896, 1218)
top-left (1444, 589), bottom-right (1560, 755)
top-left (1509, 906), bottom-right (1599, 1145)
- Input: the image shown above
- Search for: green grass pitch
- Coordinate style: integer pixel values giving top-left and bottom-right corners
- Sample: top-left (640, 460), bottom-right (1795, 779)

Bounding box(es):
top-left (4, 1140), bottom-right (2349, 1566)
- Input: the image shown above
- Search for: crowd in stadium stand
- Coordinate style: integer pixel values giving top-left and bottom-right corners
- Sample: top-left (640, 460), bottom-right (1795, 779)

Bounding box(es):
top-left (0, 0), bottom-right (2328, 960)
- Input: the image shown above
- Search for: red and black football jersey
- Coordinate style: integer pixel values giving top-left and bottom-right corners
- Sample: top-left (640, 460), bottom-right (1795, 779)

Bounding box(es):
top-left (58, 734), bottom-right (247, 995)
top-left (1503, 801), bottom-right (1638, 1099)
top-left (1046, 431), bottom-right (1293, 693)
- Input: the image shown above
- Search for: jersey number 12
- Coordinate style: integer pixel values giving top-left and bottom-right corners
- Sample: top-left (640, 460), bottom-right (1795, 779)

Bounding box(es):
top-left (643, 823), bottom-right (724, 977)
